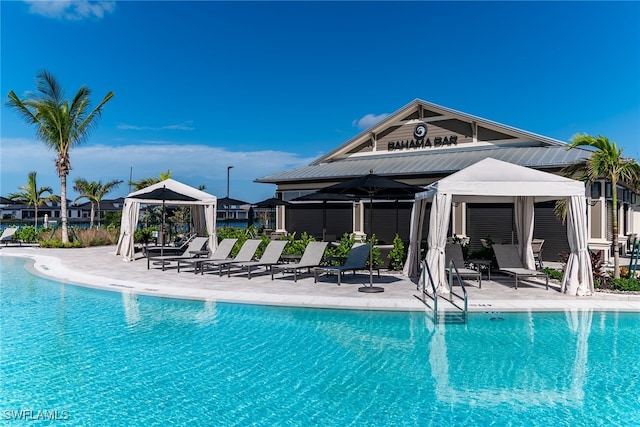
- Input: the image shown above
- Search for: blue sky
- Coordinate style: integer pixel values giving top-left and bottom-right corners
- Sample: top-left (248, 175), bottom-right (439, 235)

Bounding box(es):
top-left (2, 1), bottom-right (639, 203)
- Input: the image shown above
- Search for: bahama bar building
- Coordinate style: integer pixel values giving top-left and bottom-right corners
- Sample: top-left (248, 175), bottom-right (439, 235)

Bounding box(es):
top-left (256, 99), bottom-right (638, 266)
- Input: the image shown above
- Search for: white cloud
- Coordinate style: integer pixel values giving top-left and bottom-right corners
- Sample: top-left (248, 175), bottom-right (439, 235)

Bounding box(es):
top-left (117, 122), bottom-right (196, 131)
top-left (352, 113), bottom-right (389, 130)
top-left (24, 1), bottom-right (116, 21)
top-left (1, 138), bottom-right (313, 202)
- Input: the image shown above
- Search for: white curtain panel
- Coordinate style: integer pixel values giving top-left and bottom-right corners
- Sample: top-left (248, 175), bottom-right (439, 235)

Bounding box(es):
top-left (514, 196), bottom-right (535, 270)
top-left (425, 193), bottom-right (452, 293)
top-left (204, 203), bottom-right (217, 252)
top-left (115, 199), bottom-right (140, 262)
top-left (561, 195), bottom-right (593, 295)
top-left (403, 198), bottom-right (428, 277)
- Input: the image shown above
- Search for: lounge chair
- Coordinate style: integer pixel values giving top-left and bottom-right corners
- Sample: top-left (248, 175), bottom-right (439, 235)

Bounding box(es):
top-left (226, 240), bottom-right (288, 279)
top-left (1, 227), bottom-right (19, 246)
top-left (271, 241), bottom-right (329, 282)
top-left (314, 243), bottom-right (377, 286)
top-left (445, 243), bottom-right (482, 288)
top-left (176, 238), bottom-right (238, 274)
top-left (200, 239), bottom-right (262, 276)
top-left (146, 237), bottom-right (208, 270)
top-left (532, 238), bottom-right (544, 269)
top-left (144, 233), bottom-right (195, 256)
top-left (492, 244), bottom-right (549, 290)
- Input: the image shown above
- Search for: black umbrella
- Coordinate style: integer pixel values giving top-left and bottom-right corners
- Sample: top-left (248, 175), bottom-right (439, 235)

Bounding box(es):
top-left (253, 197), bottom-right (290, 208)
top-left (292, 192), bottom-right (355, 241)
top-left (134, 186), bottom-right (198, 255)
top-left (319, 170), bottom-right (423, 292)
top-left (252, 197), bottom-right (290, 230)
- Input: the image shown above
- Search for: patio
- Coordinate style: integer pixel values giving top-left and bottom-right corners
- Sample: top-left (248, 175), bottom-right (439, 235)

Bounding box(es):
top-left (2, 245), bottom-right (638, 312)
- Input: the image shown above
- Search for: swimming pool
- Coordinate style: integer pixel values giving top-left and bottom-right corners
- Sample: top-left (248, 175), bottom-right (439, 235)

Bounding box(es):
top-left (1, 256), bottom-right (639, 425)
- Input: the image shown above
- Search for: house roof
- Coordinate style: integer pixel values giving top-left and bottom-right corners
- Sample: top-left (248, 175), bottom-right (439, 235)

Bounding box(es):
top-left (217, 197), bottom-right (250, 207)
top-left (256, 145), bottom-right (592, 184)
top-left (255, 99), bottom-right (593, 186)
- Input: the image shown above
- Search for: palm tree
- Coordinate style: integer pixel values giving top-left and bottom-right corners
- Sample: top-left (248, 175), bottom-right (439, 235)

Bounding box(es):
top-left (6, 70), bottom-right (114, 243)
top-left (128, 169), bottom-right (171, 191)
top-left (564, 134), bottom-right (640, 278)
top-left (74, 178), bottom-right (122, 228)
top-left (8, 171), bottom-right (58, 229)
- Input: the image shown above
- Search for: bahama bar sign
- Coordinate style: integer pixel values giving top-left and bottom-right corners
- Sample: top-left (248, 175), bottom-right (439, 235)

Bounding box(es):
top-left (387, 123), bottom-right (458, 151)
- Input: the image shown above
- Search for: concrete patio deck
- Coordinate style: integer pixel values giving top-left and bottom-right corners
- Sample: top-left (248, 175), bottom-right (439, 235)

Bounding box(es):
top-left (1, 245), bottom-right (639, 312)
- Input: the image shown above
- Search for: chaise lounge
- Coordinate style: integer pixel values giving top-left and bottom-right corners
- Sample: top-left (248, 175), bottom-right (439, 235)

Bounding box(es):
top-left (176, 238), bottom-right (238, 274)
top-left (200, 239), bottom-right (262, 276)
top-left (147, 236), bottom-right (208, 270)
top-left (1, 227), bottom-right (19, 246)
top-left (271, 241), bottom-right (329, 282)
top-left (492, 244), bottom-right (548, 290)
top-left (226, 240), bottom-right (288, 279)
top-left (445, 243), bottom-right (482, 288)
top-left (313, 242), bottom-right (375, 286)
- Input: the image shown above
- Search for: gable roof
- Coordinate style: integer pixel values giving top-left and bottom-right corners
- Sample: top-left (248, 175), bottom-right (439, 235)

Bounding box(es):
top-left (127, 179), bottom-right (216, 205)
top-left (417, 157), bottom-right (585, 202)
top-left (314, 98), bottom-right (566, 164)
top-left (255, 99), bottom-right (593, 185)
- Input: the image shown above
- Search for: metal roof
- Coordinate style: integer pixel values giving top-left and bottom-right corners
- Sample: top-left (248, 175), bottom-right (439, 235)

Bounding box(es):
top-left (255, 145), bottom-right (592, 184)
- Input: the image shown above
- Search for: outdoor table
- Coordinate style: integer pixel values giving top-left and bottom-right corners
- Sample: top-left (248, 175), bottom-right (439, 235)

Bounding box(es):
top-left (468, 258), bottom-right (492, 281)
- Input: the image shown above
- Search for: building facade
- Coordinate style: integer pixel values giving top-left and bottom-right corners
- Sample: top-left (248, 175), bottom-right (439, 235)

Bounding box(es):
top-left (256, 99), bottom-right (638, 264)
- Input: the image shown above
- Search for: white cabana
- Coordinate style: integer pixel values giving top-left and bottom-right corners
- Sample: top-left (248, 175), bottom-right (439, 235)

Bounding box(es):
top-left (403, 158), bottom-right (593, 296)
top-left (115, 179), bottom-right (217, 261)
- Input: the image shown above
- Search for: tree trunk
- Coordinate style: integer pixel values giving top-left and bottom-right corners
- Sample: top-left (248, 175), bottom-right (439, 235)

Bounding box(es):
top-left (90, 202), bottom-right (95, 228)
top-left (34, 205), bottom-right (38, 230)
top-left (612, 179), bottom-right (620, 279)
top-left (61, 174), bottom-right (69, 244)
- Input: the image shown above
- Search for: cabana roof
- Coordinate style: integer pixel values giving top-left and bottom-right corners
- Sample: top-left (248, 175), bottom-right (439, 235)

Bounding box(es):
top-left (416, 157), bottom-right (585, 203)
top-left (127, 179), bottom-right (216, 205)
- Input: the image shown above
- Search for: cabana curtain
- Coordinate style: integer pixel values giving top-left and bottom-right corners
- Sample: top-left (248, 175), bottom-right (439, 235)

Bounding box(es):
top-left (403, 158), bottom-right (592, 296)
top-left (115, 179), bottom-right (217, 261)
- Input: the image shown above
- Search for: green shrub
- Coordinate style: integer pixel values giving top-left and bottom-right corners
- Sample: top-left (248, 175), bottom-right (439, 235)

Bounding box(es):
top-left (39, 239), bottom-right (81, 248)
top-left (134, 228), bottom-right (154, 244)
top-left (325, 233), bottom-right (356, 266)
top-left (366, 234), bottom-right (382, 269)
top-left (282, 232), bottom-right (315, 255)
top-left (388, 234), bottom-right (406, 271)
top-left (16, 226), bottom-right (39, 243)
top-left (541, 267), bottom-right (564, 281)
top-left (609, 278), bottom-right (640, 292)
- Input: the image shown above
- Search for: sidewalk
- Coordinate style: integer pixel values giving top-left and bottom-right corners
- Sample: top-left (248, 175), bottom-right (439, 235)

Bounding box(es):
top-left (2, 245), bottom-right (638, 312)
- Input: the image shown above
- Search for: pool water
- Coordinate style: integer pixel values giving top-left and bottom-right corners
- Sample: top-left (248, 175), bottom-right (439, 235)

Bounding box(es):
top-left (1, 256), bottom-right (639, 426)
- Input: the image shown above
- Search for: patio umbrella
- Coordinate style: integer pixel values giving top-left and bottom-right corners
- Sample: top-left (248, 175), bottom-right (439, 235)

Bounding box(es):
top-left (253, 197), bottom-right (290, 208)
top-left (134, 186), bottom-right (198, 256)
top-left (292, 192), bottom-right (355, 241)
top-left (319, 170), bottom-right (423, 292)
top-left (252, 197), bottom-right (290, 229)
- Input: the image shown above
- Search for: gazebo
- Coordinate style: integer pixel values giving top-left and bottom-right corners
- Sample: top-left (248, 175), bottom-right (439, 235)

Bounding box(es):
top-left (115, 179), bottom-right (217, 261)
top-left (403, 158), bottom-right (593, 296)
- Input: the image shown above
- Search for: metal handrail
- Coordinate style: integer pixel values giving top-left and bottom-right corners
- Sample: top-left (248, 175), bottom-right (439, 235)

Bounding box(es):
top-left (420, 260), bottom-right (438, 323)
top-left (447, 260), bottom-right (468, 321)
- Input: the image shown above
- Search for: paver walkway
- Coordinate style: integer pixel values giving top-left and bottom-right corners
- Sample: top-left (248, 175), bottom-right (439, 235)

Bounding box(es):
top-left (2, 245), bottom-right (639, 312)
